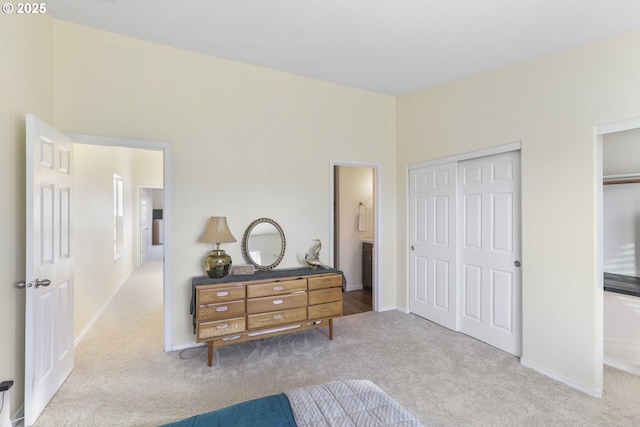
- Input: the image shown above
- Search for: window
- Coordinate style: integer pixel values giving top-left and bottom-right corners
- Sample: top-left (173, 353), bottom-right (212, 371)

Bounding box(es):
top-left (114, 174), bottom-right (124, 260)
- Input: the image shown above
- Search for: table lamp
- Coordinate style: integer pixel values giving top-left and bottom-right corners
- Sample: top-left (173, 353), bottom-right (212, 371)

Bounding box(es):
top-left (199, 216), bottom-right (237, 278)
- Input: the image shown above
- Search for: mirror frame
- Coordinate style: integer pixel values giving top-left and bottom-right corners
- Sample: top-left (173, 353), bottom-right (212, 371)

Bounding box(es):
top-left (241, 217), bottom-right (286, 271)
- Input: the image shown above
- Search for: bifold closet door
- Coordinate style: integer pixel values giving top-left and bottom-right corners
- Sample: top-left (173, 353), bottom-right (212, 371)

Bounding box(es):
top-left (409, 163), bottom-right (457, 330)
top-left (458, 151), bottom-right (521, 356)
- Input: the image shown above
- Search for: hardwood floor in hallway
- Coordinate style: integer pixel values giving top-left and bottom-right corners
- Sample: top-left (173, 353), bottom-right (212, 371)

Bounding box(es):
top-left (342, 288), bottom-right (372, 316)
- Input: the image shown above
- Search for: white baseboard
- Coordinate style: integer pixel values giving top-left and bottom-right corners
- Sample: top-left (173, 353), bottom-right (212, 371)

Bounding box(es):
top-left (604, 358), bottom-right (640, 377)
top-left (377, 306), bottom-right (404, 313)
top-left (171, 342), bottom-right (205, 352)
top-left (345, 283), bottom-right (363, 292)
top-left (521, 358), bottom-right (603, 398)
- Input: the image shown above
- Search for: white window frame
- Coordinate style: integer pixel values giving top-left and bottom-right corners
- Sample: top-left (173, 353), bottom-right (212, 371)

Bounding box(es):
top-left (114, 173), bottom-right (124, 260)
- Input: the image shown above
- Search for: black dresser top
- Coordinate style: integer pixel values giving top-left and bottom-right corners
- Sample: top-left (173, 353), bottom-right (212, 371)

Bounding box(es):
top-left (192, 267), bottom-right (343, 286)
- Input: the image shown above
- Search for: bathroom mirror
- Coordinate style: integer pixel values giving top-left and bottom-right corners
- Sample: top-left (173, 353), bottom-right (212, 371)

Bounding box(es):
top-left (241, 218), bottom-right (286, 271)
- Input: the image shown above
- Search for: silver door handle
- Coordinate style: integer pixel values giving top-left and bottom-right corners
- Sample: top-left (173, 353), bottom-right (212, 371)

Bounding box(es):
top-left (411, 246), bottom-right (415, 251)
top-left (514, 261), bottom-right (521, 267)
top-left (15, 278), bottom-right (51, 289)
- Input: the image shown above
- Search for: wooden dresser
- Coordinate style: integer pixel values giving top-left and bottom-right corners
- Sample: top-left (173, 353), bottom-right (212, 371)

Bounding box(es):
top-left (191, 268), bottom-right (343, 366)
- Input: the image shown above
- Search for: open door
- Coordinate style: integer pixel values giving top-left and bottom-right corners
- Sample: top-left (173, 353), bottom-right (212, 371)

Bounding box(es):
top-left (23, 115), bottom-right (74, 426)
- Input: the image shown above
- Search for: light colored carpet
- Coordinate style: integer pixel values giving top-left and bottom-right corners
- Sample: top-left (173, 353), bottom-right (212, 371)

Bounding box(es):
top-left (34, 249), bottom-right (640, 426)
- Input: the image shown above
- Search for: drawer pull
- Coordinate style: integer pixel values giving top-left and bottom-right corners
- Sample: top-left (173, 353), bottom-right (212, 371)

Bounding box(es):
top-left (273, 314), bottom-right (284, 320)
top-left (216, 323), bottom-right (229, 330)
top-left (273, 285), bottom-right (285, 291)
top-left (216, 306), bottom-right (229, 312)
top-left (217, 291), bottom-right (229, 297)
top-left (273, 299), bottom-right (284, 305)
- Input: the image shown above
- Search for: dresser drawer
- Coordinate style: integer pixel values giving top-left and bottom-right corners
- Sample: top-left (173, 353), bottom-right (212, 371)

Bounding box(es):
top-left (247, 279), bottom-right (307, 298)
top-left (247, 293), bottom-right (307, 314)
top-left (308, 287), bottom-right (342, 305)
top-left (307, 274), bottom-right (342, 291)
top-left (198, 284), bottom-right (246, 304)
top-left (196, 300), bottom-right (245, 321)
top-left (197, 317), bottom-right (246, 340)
top-left (308, 301), bottom-right (342, 320)
top-left (247, 307), bottom-right (307, 329)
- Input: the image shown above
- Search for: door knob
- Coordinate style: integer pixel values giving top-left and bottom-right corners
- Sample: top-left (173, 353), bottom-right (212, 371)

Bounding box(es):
top-left (514, 261), bottom-right (521, 267)
top-left (410, 246), bottom-right (415, 251)
top-left (15, 278), bottom-right (51, 289)
top-left (36, 279), bottom-right (51, 288)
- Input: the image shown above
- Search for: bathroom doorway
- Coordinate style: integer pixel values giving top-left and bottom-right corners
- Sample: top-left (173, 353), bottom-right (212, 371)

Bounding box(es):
top-left (331, 162), bottom-right (377, 315)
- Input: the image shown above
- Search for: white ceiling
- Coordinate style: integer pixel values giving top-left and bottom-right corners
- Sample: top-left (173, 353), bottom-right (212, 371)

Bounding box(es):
top-left (47, 0), bottom-right (640, 95)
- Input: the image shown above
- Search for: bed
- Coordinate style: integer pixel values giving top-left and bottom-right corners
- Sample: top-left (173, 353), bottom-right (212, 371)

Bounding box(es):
top-left (161, 380), bottom-right (423, 427)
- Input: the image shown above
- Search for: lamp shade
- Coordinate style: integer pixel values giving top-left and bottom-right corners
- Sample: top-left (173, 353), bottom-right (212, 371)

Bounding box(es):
top-left (199, 216), bottom-right (237, 244)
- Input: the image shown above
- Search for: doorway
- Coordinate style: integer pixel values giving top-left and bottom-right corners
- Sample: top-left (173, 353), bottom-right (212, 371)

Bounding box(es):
top-left (139, 187), bottom-right (164, 267)
top-left (330, 160), bottom-right (381, 314)
top-left (68, 133), bottom-right (172, 351)
top-left (599, 121), bottom-right (640, 379)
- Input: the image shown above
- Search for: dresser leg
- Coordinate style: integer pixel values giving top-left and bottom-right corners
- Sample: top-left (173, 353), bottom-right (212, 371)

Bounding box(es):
top-left (329, 318), bottom-right (334, 340)
top-left (207, 341), bottom-right (214, 367)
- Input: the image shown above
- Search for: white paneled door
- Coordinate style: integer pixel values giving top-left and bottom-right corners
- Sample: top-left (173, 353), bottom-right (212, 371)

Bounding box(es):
top-left (458, 151), bottom-right (521, 356)
top-left (409, 150), bottom-right (521, 357)
top-left (24, 115), bottom-right (74, 426)
top-left (409, 163), bottom-right (457, 330)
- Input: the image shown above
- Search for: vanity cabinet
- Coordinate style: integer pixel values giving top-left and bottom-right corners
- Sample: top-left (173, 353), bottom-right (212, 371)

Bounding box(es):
top-left (192, 268), bottom-right (344, 366)
top-left (362, 241), bottom-right (373, 290)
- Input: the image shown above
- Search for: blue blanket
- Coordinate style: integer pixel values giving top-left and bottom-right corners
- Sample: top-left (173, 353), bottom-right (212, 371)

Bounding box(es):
top-left (160, 393), bottom-right (296, 427)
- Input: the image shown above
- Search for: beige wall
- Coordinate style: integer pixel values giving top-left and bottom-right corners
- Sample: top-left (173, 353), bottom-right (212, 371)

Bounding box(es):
top-left (51, 21), bottom-right (398, 348)
top-left (603, 128), bottom-right (640, 175)
top-left (0, 13), bottom-right (53, 418)
top-left (397, 30), bottom-right (640, 394)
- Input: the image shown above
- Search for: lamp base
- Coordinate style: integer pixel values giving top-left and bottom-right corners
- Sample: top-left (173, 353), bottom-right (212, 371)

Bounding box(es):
top-left (204, 249), bottom-right (232, 278)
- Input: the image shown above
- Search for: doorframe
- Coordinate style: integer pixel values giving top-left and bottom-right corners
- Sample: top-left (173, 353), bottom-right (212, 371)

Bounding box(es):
top-left (595, 116), bottom-right (640, 387)
top-left (138, 185), bottom-right (163, 267)
top-left (408, 141), bottom-right (521, 170)
top-left (329, 159), bottom-right (381, 312)
top-left (67, 133), bottom-right (173, 352)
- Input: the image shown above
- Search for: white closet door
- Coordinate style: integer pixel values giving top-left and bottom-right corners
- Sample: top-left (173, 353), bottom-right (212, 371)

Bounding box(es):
top-left (458, 151), bottom-right (521, 356)
top-left (409, 163), bottom-right (457, 330)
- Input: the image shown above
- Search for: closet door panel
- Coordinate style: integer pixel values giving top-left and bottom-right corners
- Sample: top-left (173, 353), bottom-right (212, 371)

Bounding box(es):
top-left (458, 151), bottom-right (521, 356)
top-left (409, 163), bottom-right (457, 330)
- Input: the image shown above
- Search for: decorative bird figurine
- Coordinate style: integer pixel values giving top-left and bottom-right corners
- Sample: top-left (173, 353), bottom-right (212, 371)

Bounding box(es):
top-left (305, 239), bottom-right (330, 269)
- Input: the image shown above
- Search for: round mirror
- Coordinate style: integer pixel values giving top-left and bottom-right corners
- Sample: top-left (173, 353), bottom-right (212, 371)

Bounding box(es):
top-left (241, 218), bottom-right (286, 271)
